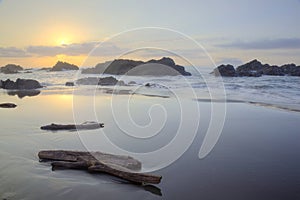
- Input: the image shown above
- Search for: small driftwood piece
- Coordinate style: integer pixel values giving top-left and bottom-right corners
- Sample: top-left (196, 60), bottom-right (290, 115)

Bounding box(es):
top-left (0, 103), bottom-right (17, 108)
top-left (40, 122), bottom-right (104, 130)
top-left (38, 150), bottom-right (162, 184)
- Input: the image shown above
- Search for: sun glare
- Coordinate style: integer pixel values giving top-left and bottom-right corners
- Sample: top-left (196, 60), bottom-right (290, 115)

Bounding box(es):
top-left (57, 38), bottom-right (70, 46)
top-left (60, 40), bottom-right (66, 45)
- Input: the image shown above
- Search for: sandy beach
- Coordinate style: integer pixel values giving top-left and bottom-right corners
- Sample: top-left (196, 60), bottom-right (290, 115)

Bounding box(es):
top-left (0, 90), bottom-right (299, 200)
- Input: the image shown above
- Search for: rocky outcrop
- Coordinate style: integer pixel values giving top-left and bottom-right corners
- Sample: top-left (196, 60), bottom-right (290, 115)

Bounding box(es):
top-left (65, 82), bottom-right (75, 86)
top-left (212, 64), bottom-right (237, 77)
top-left (0, 64), bottom-right (23, 74)
top-left (76, 77), bottom-right (99, 85)
top-left (82, 57), bottom-right (191, 76)
top-left (76, 76), bottom-right (121, 86)
top-left (236, 59), bottom-right (264, 77)
top-left (50, 61), bottom-right (79, 71)
top-left (281, 64), bottom-right (300, 76)
top-left (0, 79), bottom-right (43, 90)
top-left (261, 65), bottom-right (284, 76)
top-left (39, 67), bottom-right (52, 71)
top-left (236, 60), bottom-right (299, 77)
top-left (212, 59), bottom-right (300, 77)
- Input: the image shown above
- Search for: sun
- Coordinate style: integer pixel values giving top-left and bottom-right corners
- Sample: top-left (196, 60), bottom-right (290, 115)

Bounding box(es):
top-left (60, 40), bottom-right (66, 45)
top-left (55, 35), bottom-right (73, 46)
top-left (58, 38), bottom-right (69, 45)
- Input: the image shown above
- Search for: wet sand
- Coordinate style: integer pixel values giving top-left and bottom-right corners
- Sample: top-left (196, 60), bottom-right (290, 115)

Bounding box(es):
top-left (0, 92), bottom-right (300, 200)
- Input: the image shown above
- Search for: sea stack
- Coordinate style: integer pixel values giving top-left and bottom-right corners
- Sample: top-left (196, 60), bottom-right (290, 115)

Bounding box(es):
top-left (50, 61), bottom-right (79, 71)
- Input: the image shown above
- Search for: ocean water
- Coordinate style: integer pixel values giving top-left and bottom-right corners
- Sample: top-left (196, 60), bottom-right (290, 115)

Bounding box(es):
top-left (1, 67), bottom-right (299, 112)
top-left (0, 68), bottom-right (300, 199)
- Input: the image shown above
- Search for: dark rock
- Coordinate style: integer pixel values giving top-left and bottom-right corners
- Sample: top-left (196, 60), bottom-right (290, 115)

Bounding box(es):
top-left (148, 57), bottom-right (176, 66)
top-left (281, 64), bottom-right (300, 76)
top-left (212, 64), bottom-right (237, 77)
top-left (15, 79), bottom-right (43, 89)
top-left (103, 59), bottom-right (144, 75)
top-left (39, 67), bottom-right (52, 71)
top-left (0, 79), bottom-right (43, 90)
top-left (82, 57), bottom-right (191, 76)
top-left (0, 79), bottom-right (17, 89)
top-left (65, 82), bottom-right (75, 86)
top-left (98, 76), bottom-right (119, 85)
top-left (236, 59), bottom-right (263, 77)
top-left (76, 76), bottom-right (119, 86)
top-left (211, 59), bottom-right (300, 77)
top-left (0, 103), bottom-right (17, 108)
top-left (81, 64), bottom-right (106, 74)
top-left (0, 64), bottom-right (23, 74)
top-left (144, 83), bottom-right (168, 89)
top-left (236, 59), bottom-right (300, 77)
top-left (76, 77), bottom-right (100, 85)
top-left (50, 61), bottom-right (79, 71)
top-left (262, 64), bottom-right (284, 76)
top-left (128, 81), bottom-right (137, 85)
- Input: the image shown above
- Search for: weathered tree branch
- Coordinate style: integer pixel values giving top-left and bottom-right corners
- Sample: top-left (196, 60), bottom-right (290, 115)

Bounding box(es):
top-left (38, 150), bottom-right (161, 184)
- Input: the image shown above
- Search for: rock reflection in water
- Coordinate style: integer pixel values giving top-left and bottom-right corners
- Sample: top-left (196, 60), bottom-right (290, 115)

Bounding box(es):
top-left (7, 90), bottom-right (41, 98)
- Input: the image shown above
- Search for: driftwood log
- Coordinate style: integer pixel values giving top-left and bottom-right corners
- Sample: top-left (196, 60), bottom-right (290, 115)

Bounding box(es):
top-left (0, 103), bottom-right (17, 108)
top-left (38, 150), bottom-right (162, 184)
top-left (40, 122), bottom-right (104, 130)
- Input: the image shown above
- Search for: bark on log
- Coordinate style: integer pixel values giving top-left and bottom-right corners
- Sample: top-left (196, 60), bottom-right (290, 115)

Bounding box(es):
top-left (38, 150), bottom-right (161, 184)
top-left (38, 150), bottom-right (141, 171)
top-left (88, 163), bottom-right (162, 184)
top-left (52, 161), bottom-right (89, 170)
top-left (40, 122), bottom-right (104, 130)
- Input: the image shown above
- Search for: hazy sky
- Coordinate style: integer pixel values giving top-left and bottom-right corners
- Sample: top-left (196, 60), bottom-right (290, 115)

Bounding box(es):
top-left (0, 0), bottom-right (300, 67)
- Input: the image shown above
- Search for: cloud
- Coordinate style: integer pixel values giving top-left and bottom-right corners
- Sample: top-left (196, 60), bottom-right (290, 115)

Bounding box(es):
top-left (27, 42), bottom-right (130, 57)
top-left (90, 42), bottom-right (129, 57)
top-left (0, 47), bottom-right (30, 57)
top-left (26, 42), bottom-right (99, 56)
top-left (217, 38), bottom-right (300, 50)
top-left (26, 45), bottom-right (64, 56)
top-left (0, 42), bottom-right (207, 61)
top-left (0, 42), bottom-right (128, 58)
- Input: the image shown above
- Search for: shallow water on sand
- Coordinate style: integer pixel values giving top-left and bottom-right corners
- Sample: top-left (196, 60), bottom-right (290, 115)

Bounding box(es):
top-left (0, 89), bottom-right (300, 199)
